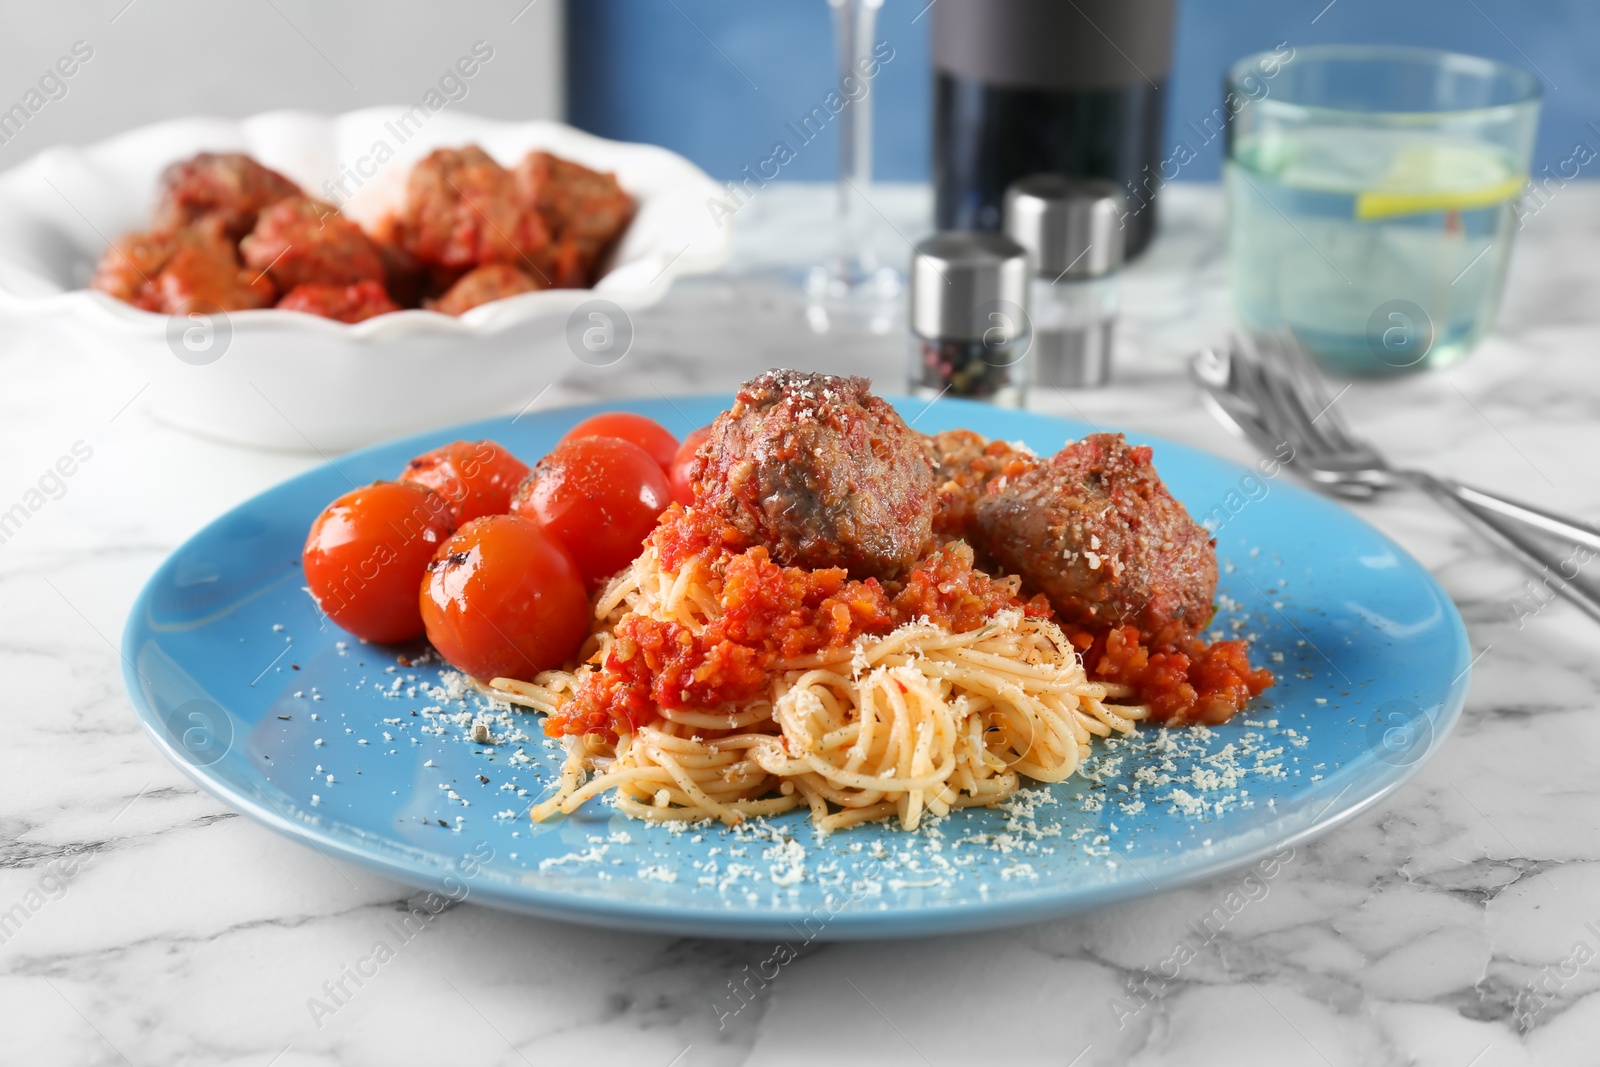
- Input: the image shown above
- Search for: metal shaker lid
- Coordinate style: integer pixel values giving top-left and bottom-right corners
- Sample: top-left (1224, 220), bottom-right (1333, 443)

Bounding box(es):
top-left (910, 232), bottom-right (1030, 342)
top-left (1004, 175), bottom-right (1127, 279)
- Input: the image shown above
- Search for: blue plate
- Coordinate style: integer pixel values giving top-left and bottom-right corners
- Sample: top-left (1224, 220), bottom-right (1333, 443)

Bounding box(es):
top-left (122, 397), bottom-right (1470, 940)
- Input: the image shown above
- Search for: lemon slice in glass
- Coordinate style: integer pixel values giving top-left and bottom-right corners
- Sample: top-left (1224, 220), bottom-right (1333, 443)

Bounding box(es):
top-left (1355, 141), bottom-right (1525, 220)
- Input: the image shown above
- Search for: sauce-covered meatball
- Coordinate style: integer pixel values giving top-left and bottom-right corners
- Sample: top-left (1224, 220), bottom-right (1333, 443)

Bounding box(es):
top-left (276, 280), bottom-right (400, 323)
top-left (394, 147), bottom-right (551, 271)
top-left (91, 228), bottom-right (182, 311)
top-left (92, 221), bottom-right (273, 313)
top-left (157, 239), bottom-right (276, 313)
top-left (426, 263), bottom-right (542, 315)
top-left (240, 197), bottom-right (386, 291)
top-left (153, 152), bottom-right (303, 239)
top-left (975, 433), bottom-right (1217, 645)
top-left (923, 428), bottom-right (1038, 544)
top-left (514, 151), bottom-right (634, 288)
top-left (693, 370), bottom-right (936, 580)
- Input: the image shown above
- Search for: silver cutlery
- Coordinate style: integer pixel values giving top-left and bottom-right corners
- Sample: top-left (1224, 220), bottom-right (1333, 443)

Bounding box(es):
top-left (1191, 333), bottom-right (1600, 625)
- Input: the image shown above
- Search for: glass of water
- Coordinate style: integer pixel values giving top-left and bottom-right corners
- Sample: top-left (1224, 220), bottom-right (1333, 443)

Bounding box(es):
top-left (1226, 45), bottom-right (1541, 376)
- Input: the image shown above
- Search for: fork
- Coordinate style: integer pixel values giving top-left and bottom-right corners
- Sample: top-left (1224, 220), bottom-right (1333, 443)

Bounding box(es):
top-left (1191, 333), bottom-right (1600, 625)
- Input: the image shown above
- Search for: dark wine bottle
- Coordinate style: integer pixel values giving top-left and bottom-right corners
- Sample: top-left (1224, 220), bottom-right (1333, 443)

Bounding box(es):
top-left (931, 0), bottom-right (1176, 260)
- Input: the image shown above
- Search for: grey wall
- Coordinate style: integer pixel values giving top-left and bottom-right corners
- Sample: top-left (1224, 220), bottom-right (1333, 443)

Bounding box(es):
top-left (0, 0), bottom-right (563, 162)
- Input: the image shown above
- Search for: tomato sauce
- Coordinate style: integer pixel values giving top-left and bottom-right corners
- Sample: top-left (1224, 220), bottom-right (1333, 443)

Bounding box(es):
top-left (546, 507), bottom-right (1049, 739)
top-left (549, 506), bottom-right (1275, 738)
top-left (1070, 624), bottom-right (1275, 726)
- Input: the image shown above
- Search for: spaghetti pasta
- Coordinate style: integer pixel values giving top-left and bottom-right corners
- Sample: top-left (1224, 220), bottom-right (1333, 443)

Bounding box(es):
top-left (490, 524), bottom-right (1147, 831)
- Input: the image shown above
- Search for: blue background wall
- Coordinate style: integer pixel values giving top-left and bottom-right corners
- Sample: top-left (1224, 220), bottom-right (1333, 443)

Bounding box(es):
top-left (568, 0), bottom-right (1600, 183)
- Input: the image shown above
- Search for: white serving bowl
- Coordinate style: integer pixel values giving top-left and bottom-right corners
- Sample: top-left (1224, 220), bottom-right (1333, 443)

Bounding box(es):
top-left (0, 109), bottom-right (732, 451)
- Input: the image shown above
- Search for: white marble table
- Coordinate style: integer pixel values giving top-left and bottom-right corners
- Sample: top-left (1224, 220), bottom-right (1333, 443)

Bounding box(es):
top-left (2, 183), bottom-right (1598, 1067)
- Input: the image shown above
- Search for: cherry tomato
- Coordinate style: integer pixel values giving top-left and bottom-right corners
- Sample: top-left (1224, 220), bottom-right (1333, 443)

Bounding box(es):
top-left (560, 412), bottom-right (678, 469)
top-left (303, 481), bottom-right (455, 643)
top-left (511, 436), bottom-right (671, 585)
top-left (420, 514), bottom-right (589, 681)
top-left (668, 425), bottom-right (712, 507)
top-left (400, 439), bottom-right (529, 525)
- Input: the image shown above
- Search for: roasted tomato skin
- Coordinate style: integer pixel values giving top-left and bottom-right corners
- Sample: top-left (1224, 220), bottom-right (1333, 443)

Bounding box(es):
top-left (511, 436), bottom-right (672, 586)
top-left (400, 440), bottom-right (530, 525)
top-left (561, 412), bottom-right (679, 470)
top-left (303, 481), bottom-right (456, 643)
top-left (668, 425), bottom-right (712, 507)
top-left (419, 515), bottom-right (589, 681)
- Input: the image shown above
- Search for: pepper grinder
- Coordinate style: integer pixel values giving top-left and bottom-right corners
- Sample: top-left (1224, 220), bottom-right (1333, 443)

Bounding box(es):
top-left (908, 232), bottom-right (1031, 407)
top-left (1004, 175), bottom-right (1125, 388)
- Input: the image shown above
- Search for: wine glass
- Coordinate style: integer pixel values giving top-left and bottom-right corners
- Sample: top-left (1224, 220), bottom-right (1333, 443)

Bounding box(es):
top-left (804, 0), bottom-right (902, 334)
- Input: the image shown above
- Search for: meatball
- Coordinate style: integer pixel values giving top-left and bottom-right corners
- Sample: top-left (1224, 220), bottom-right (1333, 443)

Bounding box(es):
top-left (974, 433), bottom-right (1217, 646)
top-left (91, 228), bottom-right (181, 310)
top-left (514, 151), bottom-right (634, 287)
top-left (92, 221), bottom-right (272, 313)
top-left (276, 280), bottom-right (400, 323)
top-left (157, 244), bottom-right (275, 313)
top-left (923, 429), bottom-right (1038, 543)
top-left (427, 263), bottom-right (542, 316)
top-left (240, 197), bottom-right (386, 291)
top-left (153, 152), bottom-right (303, 239)
top-left (394, 146), bottom-right (551, 272)
top-left (693, 370), bottom-right (936, 580)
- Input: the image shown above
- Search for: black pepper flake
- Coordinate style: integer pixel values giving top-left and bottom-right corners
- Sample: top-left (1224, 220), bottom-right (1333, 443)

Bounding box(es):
top-left (437, 819), bottom-right (448, 827)
top-left (476, 775), bottom-right (489, 784)
top-left (291, 664), bottom-right (300, 671)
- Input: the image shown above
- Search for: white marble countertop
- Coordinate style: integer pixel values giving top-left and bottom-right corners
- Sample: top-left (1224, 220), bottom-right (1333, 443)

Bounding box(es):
top-left (2, 183), bottom-right (1598, 1066)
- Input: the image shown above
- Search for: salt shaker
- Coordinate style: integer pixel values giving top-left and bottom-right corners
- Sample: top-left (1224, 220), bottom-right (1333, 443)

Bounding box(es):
top-left (1003, 175), bottom-right (1125, 388)
top-left (908, 232), bottom-right (1031, 406)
